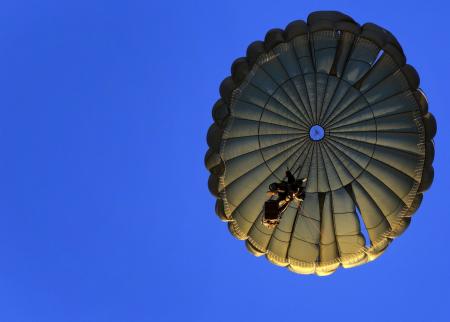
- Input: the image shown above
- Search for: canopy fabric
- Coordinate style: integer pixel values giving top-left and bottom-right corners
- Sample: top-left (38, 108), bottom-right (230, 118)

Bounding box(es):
top-left (206, 11), bottom-right (436, 275)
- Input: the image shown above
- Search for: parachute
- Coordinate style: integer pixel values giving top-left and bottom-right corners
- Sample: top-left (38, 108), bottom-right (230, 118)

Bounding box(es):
top-left (205, 11), bottom-right (436, 275)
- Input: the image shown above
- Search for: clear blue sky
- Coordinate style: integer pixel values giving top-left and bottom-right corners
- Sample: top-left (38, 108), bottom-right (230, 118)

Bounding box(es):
top-left (0, 1), bottom-right (448, 321)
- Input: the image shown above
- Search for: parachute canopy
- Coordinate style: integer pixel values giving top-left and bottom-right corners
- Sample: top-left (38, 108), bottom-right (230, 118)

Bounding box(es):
top-left (205, 11), bottom-right (436, 275)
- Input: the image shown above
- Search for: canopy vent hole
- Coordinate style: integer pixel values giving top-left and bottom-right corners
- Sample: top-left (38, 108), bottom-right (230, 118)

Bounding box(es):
top-left (309, 125), bottom-right (325, 141)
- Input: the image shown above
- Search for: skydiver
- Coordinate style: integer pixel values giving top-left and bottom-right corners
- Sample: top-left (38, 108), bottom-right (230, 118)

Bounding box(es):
top-left (262, 170), bottom-right (307, 229)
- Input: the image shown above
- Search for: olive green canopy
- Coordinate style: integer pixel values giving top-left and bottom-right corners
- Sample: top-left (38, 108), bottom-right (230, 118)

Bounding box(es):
top-left (205, 11), bottom-right (436, 275)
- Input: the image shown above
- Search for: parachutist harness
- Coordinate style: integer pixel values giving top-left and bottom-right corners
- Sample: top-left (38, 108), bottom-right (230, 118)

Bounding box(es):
top-left (262, 171), bottom-right (307, 229)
